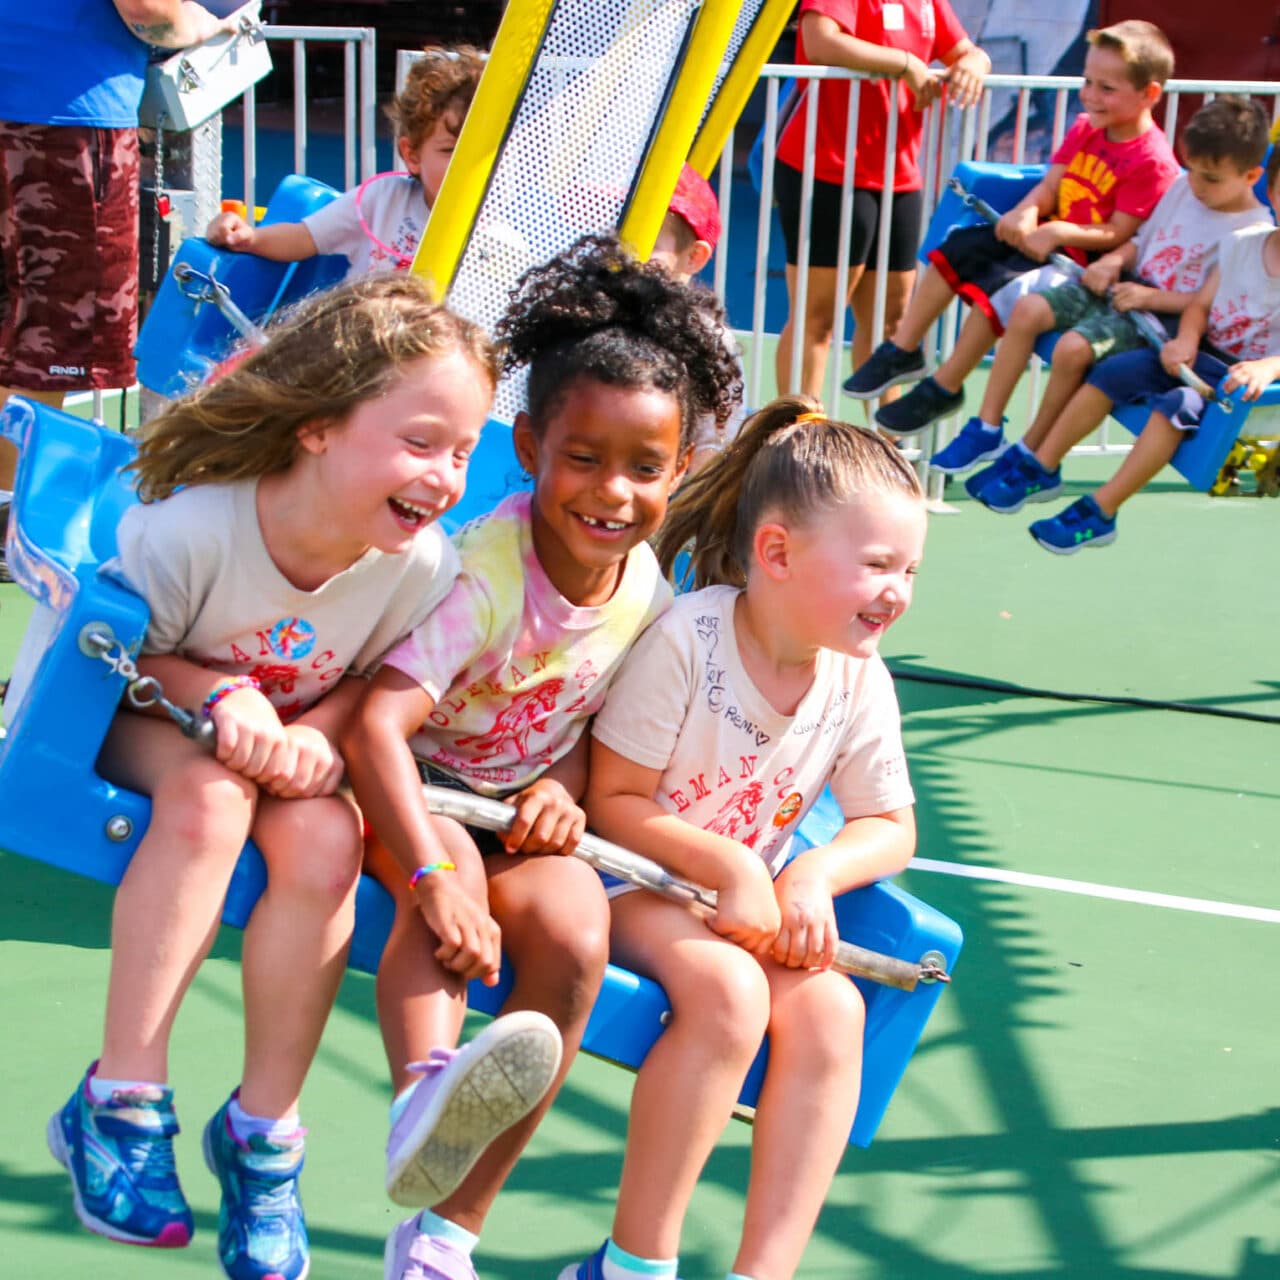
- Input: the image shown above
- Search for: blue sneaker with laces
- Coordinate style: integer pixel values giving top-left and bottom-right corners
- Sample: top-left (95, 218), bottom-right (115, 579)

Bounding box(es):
top-left (963, 444), bottom-right (1018, 501)
top-left (973, 447), bottom-right (1063, 513)
top-left (929, 417), bottom-right (1006, 475)
top-left (47, 1062), bottom-right (194, 1247)
top-left (204, 1094), bottom-right (309, 1280)
top-left (842, 340), bottom-right (927, 399)
top-left (1029, 495), bottom-right (1118, 553)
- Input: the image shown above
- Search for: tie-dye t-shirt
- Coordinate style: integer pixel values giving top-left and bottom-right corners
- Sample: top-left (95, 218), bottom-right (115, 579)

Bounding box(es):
top-left (385, 490), bottom-right (672, 797)
top-left (104, 478), bottom-right (459, 723)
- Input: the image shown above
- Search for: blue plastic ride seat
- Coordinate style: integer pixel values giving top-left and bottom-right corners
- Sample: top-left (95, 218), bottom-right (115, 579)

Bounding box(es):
top-left (921, 160), bottom-right (1280, 490)
top-left (135, 175), bottom-right (349, 398)
top-left (0, 398), bottom-right (961, 1146)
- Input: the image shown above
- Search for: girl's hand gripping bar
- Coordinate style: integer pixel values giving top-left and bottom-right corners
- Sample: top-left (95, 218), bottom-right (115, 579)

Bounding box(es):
top-left (420, 784), bottom-right (950, 991)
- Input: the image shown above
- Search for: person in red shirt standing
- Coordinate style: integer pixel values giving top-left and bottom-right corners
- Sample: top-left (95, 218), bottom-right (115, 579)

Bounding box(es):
top-left (775, 0), bottom-right (989, 401)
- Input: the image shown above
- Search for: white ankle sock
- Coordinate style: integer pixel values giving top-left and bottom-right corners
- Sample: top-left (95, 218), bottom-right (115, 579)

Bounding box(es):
top-left (226, 1095), bottom-right (300, 1144)
top-left (88, 1072), bottom-right (161, 1103)
top-left (601, 1238), bottom-right (678, 1279)
top-left (415, 1209), bottom-right (479, 1255)
top-left (980, 418), bottom-right (1003, 433)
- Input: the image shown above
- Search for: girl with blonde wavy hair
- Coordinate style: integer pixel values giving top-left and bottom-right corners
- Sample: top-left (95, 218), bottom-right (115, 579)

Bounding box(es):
top-left (47, 275), bottom-right (496, 1280)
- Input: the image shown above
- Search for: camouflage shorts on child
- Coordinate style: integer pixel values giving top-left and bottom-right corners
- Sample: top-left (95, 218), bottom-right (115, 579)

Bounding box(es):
top-left (1040, 279), bottom-right (1173, 363)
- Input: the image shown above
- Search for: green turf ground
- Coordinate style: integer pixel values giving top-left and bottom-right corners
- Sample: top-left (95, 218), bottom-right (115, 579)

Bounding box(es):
top-left (1, 407), bottom-right (1277, 1278)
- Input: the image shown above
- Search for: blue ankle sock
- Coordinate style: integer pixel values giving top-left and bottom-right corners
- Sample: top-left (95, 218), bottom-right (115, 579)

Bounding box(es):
top-left (226, 1095), bottom-right (301, 1144)
top-left (601, 1238), bottom-right (677, 1279)
top-left (415, 1209), bottom-right (478, 1255)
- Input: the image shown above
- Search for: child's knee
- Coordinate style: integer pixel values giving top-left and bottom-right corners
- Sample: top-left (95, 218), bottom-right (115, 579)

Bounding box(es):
top-left (154, 762), bottom-right (256, 855)
top-left (258, 797), bottom-right (364, 908)
top-left (671, 949), bottom-right (771, 1056)
top-left (1009, 293), bottom-right (1051, 332)
top-left (1052, 332), bottom-right (1095, 373)
top-left (775, 975), bottom-right (865, 1071)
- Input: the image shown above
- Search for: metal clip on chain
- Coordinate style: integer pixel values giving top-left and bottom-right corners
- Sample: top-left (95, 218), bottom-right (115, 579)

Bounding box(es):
top-left (78, 624), bottom-right (216, 750)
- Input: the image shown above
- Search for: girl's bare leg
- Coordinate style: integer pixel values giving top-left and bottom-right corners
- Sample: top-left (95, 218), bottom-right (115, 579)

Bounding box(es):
top-left (366, 822), bottom-right (491, 1095)
top-left (96, 715), bottom-right (256, 1083)
top-left (237, 790), bottom-right (365, 1118)
top-left (605, 893), bottom-right (772, 1260)
top-left (734, 965), bottom-right (865, 1280)
top-left (851, 266), bottom-right (914, 414)
top-left (431, 853), bottom-right (610, 1232)
top-left (777, 265), bottom-right (842, 399)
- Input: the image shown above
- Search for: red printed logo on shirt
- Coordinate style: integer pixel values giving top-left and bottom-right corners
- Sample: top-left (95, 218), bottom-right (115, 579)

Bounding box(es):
top-left (706, 781), bottom-right (765, 848)
top-left (454, 679), bottom-right (564, 762)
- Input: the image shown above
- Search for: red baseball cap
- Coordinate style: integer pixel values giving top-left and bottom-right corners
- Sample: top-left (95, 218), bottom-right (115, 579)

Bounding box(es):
top-left (668, 163), bottom-right (722, 248)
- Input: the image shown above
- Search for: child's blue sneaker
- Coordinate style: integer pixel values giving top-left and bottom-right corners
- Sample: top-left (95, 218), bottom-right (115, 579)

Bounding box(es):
top-left (842, 341), bottom-right (927, 399)
top-left (929, 418), bottom-right (1006, 474)
top-left (384, 1215), bottom-right (478, 1280)
top-left (557, 1242), bottom-right (607, 1280)
top-left (1029, 496), bottom-right (1118, 554)
top-left (203, 1094), bottom-right (309, 1280)
top-left (973, 448), bottom-right (1063, 513)
top-left (47, 1062), bottom-right (194, 1247)
top-left (874, 376), bottom-right (965, 436)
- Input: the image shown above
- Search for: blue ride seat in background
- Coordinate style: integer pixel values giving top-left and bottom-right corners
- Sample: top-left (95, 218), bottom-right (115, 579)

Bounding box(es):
top-left (135, 175), bottom-right (349, 398)
top-left (0, 397), bottom-right (961, 1147)
top-left (921, 160), bottom-right (1279, 491)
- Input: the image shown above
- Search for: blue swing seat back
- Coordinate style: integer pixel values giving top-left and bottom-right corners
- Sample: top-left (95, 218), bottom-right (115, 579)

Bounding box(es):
top-left (0, 397), bottom-right (961, 1147)
top-left (921, 160), bottom-right (1280, 490)
top-left (135, 175), bottom-right (349, 398)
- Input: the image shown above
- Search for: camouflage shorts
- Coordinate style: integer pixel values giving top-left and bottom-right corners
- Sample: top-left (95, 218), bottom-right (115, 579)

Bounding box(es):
top-left (0, 122), bottom-right (139, 392)
top-left (1039, 279), bottom-right (1154, 363)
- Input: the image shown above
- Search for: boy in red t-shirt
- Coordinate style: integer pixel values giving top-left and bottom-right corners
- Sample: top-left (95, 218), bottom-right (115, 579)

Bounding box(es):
top-left (775, 0), bottom-right (989, 399)
top-left (845, 19), bottom-right (1180, 437)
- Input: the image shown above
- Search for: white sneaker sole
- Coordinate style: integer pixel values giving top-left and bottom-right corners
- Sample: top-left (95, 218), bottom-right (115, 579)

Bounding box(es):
top-left (385, 1010), bottom-right (562, 1208)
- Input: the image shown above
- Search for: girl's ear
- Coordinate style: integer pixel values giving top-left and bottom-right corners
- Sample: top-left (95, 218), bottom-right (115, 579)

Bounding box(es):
top-left (669, 444), bottom-right (694, 492)
top-left (512, 411), bottom-right (539, 474)
top-left (295, 420), bottom-right (331, 455)
top-left (752, 520), bottom-right (791, 581)
top-left (397, 134), bottom-right (419, 174)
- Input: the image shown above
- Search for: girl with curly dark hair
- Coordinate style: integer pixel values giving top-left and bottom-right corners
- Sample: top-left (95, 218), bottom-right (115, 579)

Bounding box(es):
top-left (341, 234), bottom-right (741, 1280)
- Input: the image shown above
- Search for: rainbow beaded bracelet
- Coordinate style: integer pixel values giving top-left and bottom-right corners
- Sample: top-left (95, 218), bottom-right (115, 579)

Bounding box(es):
top-left (201, 675), bottom-right (262, 718)
top-left (408, 861), bottom-right (457, 890)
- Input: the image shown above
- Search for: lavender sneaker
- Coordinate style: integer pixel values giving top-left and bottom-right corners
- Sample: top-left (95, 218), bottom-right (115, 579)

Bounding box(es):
top-left (386, 1010), bottom-right (562, 1208)
top-left (385, 1217), bottom-right (479, 1280)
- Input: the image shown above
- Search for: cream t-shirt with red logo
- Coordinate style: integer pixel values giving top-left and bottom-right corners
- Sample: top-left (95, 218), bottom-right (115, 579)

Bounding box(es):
top-left (592, 584), bottom-right (915, 880)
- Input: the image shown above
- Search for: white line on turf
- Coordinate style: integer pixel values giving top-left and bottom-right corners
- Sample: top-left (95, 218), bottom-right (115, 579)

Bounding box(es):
top-left (911, 858), bottom-right (1280, 924)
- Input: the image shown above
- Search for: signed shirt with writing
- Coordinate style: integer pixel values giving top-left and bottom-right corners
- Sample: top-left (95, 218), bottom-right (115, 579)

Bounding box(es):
top-left (593, 584), bottom-right (915, 876)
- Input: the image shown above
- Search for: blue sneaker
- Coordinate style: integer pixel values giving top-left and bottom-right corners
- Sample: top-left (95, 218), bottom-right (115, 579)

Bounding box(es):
top-left (964, 445), bottom-right (1019, 501)
top-left (203, 1094), bottom-right (309, 1280)
top-left (557, 1243), bottom-right (607, 1280)
top-left (843, 341), bottom-right (927, 399)
top-left (47, 1062), bottom-right (193, 1247)
top-left (874, 376), bottom-right (965, 437)
top-left (973, 448), bottom-right (1063, 513)
top-left (1029, 496), bottom-right (1118, 553)
top-left (929, 418), bottom-right (1006, 475)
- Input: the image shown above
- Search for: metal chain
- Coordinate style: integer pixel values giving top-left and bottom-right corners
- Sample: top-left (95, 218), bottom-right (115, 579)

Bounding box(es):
top-left (80, 626), bottom-right (214, 748)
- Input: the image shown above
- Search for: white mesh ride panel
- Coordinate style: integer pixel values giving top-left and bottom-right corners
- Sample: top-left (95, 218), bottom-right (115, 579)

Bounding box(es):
top-left (446, 0), bottom-right (700, 424)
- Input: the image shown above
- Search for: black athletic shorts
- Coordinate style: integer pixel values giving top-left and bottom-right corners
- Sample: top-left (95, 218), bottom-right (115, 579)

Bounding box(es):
top-left (774, 161), bottom-right (924, 272)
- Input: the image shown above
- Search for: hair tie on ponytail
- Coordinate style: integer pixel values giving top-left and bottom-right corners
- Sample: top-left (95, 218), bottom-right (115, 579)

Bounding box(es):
top-left (793, 411), bottom-right (827, 425)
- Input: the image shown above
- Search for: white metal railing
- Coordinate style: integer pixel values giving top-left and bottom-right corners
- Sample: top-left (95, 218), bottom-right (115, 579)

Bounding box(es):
top-left (721, 66), bottom-right (1280, 494)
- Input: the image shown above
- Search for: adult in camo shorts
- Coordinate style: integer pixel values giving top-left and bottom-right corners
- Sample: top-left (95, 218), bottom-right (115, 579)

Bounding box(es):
top-left (0, 1), bottom-right (235, 573)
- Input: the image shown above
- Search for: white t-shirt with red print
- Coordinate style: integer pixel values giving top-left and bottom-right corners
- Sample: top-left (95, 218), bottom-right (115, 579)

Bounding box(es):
top-left (385, 491), bottom-right (672, 797)
top-left (592, 585), bottom-right (916, 880)
top-left (1208, 222), bottom-right (1280, 359)
top-left (1132, 173), bottom-right (1271, 294)
top-left (304, 173), bottom-right (428, 276)
top-left (105, 478), bottom-right (459, 723)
